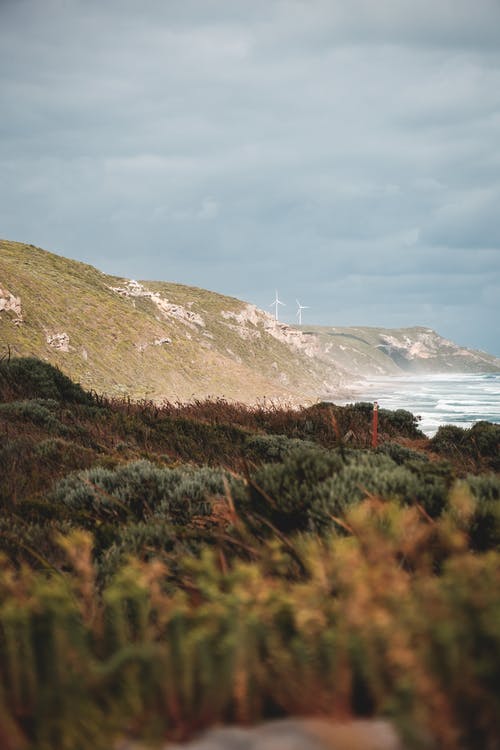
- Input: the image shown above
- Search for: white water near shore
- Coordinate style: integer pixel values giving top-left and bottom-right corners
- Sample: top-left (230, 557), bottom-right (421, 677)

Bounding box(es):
top-left (334, 373), bottom-right (500, 436)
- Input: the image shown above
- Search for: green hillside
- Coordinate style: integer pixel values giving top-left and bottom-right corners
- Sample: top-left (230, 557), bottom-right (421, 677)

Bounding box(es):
top-left (0, 239), bottom-right (343, 403)
top-left (2, 239), bottom-right (498, 406)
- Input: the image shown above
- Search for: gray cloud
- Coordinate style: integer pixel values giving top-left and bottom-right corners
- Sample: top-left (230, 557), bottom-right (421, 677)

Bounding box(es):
top-left (1, 0), bottom-right (499, 354)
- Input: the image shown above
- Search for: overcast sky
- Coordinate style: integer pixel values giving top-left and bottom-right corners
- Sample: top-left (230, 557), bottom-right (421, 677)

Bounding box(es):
top-left (1, 0), bottom-right (499, 354)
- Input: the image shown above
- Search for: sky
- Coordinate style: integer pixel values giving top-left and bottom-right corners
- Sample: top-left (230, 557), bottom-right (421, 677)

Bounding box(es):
top-left (1, 0), bottom-right (499, 354)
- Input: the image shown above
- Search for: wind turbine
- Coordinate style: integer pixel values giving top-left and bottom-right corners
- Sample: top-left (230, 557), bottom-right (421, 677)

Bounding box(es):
top-left (270, 290), bottom-right (285, 321)
top-left (296, 299), bottom-right (309, 325)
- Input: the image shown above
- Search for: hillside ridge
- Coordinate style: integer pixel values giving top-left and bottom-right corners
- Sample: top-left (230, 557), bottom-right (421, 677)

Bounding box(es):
top-left (1, 238), bottom-right (499, 402)
top-left (0, 239), bottom-right (346, 402)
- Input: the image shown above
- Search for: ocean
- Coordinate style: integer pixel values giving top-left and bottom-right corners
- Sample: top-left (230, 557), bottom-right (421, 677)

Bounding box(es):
top-left (336, 373), bottom-right (500, 437)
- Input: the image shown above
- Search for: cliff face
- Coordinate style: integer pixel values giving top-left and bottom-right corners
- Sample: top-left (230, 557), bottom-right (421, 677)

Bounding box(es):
top-left (1, 238), bottom-right (498, 403)
top-left (302, 325), bottom-right (500, 380)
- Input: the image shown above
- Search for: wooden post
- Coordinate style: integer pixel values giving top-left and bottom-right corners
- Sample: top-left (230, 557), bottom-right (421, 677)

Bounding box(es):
top-left (372, 401), bottom-right (379, 448)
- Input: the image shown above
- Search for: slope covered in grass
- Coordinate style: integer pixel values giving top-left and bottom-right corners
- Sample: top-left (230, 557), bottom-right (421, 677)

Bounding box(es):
top-left (2, 239), bottom-right (498, 409)
top-left (0, 239), bottom-right (346, 403)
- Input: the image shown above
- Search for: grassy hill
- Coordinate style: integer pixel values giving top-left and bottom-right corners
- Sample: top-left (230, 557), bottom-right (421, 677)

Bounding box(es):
top-left (0, 239), bottom-right (345, 403)
top-left (2, 239), bottom-right (498, 405)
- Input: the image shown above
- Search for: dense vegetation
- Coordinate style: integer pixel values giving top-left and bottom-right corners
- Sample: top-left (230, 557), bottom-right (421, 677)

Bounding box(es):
top-left (0, 358), bottom-right (499, 749)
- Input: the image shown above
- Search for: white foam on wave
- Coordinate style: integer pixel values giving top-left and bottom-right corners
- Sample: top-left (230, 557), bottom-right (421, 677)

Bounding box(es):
top-left (334, 373), bottom-right (500, 436)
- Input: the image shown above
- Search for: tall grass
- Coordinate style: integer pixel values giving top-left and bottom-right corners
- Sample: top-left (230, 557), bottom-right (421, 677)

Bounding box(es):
top-left (0, 494), bottom-right (498, 749)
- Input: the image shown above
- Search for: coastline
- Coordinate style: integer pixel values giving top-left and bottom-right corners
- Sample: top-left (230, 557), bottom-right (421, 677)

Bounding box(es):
top-left (323, 372), bottom-right (500, 436)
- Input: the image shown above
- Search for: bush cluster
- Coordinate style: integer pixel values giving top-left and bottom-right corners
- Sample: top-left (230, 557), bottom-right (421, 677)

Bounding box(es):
top-left (0, 357), bottom-right (94, 404)
top-left (431, 421), bottom-right (500, 470)
top-left (0, 357), bottom-right (498, 750)
top-left (239, 446), bottom-right (466, 534)
top-left (52, 460), bottom-right (239, 525)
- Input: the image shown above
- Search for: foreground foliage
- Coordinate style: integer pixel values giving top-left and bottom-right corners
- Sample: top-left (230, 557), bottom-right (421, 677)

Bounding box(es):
top-left (0, 358), bottom-right (499, 750)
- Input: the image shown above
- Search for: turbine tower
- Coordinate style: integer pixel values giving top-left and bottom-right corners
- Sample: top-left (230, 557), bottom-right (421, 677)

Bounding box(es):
top-left (270, 290), bottom-right (285, 321)
top-left (296, 299), bottom-right (309, 325)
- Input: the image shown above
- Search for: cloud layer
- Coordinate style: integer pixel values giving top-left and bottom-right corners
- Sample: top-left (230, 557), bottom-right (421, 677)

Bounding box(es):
top-left (1, 0), bottom-right (499, 353)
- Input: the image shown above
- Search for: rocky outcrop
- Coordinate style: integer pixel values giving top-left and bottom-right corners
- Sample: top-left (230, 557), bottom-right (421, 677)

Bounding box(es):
top-left (0, 284), bottom-right (22, 324)
top-left (221, 304), bottom-right (322, 358)
top-left (376, 328), bottom-right (500, 371)
top-left (307, 325), bottom-right (500, 377)
top-left (46, 332), bottom-right (70, 352)
top-left (109, 280), bottom-right (205, 328)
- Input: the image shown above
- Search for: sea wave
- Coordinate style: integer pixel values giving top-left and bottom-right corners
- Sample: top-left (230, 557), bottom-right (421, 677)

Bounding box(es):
top-left (334, 373), bottom-right (500, 436)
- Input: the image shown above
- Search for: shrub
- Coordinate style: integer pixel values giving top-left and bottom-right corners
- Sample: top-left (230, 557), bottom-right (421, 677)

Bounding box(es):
top-left (0, 516), bottom-right (73, 568)
top-left (239, 447), bottom-right (455, 535)
top-left (0, 357), bottom-right (94, 404)
top-left (276, 451), bottom-right (452, 531)
top-left (0, 436), bottom-right (95, 509)
top-left (0, 399), bottom-right (69, 435)
top-left (376, 442), bottom-right (428, 465)
top-left (404, 459), bottom-right (455, 517)
top-left (430, 424), bottom-right (466, 453)
top-left (243, 433), bottom-right (319, 463)
top-left (97, 520), bottom-right (201, 584)
top-left (332, 402), bottom-right (423, 442)
top-left (431, 421), bottom-right (500, 471)
top-left (380, 407), bottom-right (422, 436)
top-left (468, 421), bottom-right (500, 467)
top-left (241, 446), bottom-right (345, 532)
top-left (467, 473), bottom-right (500, 505)
top-left (466, 473), bottom-right (500, 551)
top-left (34, 438), bottom-right (93, 467)
top-left (1, 508), bottom-right (499, 750)
top-left (52, 460), bottom-right (239, 525)
top-left (312, 452), bottom-right (413, 527)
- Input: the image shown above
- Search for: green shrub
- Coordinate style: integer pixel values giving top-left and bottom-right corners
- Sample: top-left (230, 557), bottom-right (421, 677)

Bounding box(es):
top-left (97, 520), bottom-right (200, 583)
top-left (376, 442), bottom-right (428, 465)
top-left (243, 433), bottom-right (319, 463)
top-left (468, 421), bottom-right (500, 467)
top-left (334, 402), bottom-right (423, 442)
top-left (0, 357), bottom-right (94, 404)
top-left (240, 447), bottom-right (454, 535)
top-left (52, 460), bottom-right (239, 525)
top-left (466, 474), bottom-right (500, 551)
top-left (405, 459), bottom-right (455, 517)
top-left (322, 452), bottom-right (453, 522)
top-left (430, 424), bottom-right (466, 453)
top-left (312, 452), bottom-right (411, 527)
top-left (467, 473), bottom-right (500, 504)
top-left (34, 438), bottom-right (93, 467)
top-left (0, 517), bottom-right (73, 567)
top-left (241, 446), bottom-right (344, 532)
top-left (0, 399), bottom-right (69, 435)
top-left (380, 407), bottom-right (422, 436)
top-left (431, 421), bottom-right (500, 471)
top-left (0, 436), bottom-right (95, 508)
